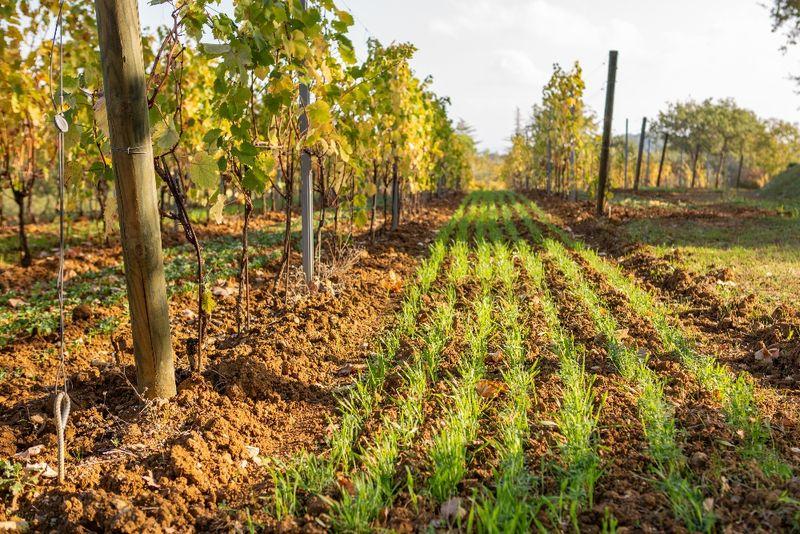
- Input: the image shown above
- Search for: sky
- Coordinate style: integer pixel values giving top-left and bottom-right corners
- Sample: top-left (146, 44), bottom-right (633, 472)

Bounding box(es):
top-left (140, 0), bottom-right (800, 153)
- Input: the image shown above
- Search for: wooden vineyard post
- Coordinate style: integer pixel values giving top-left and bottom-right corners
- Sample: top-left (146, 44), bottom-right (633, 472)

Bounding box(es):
top-left (94, 0), bottom-right (176, 398)
top-left (656, 132), bottom-right (669, 187)
top-left (596, 50), bottom-right (617, 216)
top-left (299, 0), bottom-right (314, 285)
top-left (633, 117), bottom-right (647, 191)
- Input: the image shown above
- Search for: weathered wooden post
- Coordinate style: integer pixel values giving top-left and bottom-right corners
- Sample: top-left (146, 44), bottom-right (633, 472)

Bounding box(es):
top-left (633, 117), bottom-right (647, 191)
top-left (94, 0), bottom-right (176, 398)
top-left (596, 50), bottom-right (617, 216)
top-left (656, 132), bottom-right (669, 188)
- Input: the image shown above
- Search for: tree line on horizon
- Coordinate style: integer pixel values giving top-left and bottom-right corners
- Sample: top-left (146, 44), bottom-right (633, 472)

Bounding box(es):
top-left (501, 65), bottom-right (800, 196)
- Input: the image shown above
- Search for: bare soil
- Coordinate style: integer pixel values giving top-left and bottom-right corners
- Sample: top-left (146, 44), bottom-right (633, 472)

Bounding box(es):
top-left (0, 198), bottom-right (457, 532)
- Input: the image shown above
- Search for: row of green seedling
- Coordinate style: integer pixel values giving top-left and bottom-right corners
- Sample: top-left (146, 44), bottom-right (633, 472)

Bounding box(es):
top-left (325, 287), bottom-right (458, 531)
top-left (546, 238), bottom-right (715, 532)
top-left (517, 242), bottom-right (604, 532)
top-left (459, 191), bottom-right (602, 530)
top-left (423, 212), bottom-right (508, 508)
top-left (510, 191), bottom-right (792, 480)
top-left (471, 241), bottom-right (539, 533)
top-left (269, 203), bottom-right (467, 520)
top-left (575, 240), bottom-right (792, 479)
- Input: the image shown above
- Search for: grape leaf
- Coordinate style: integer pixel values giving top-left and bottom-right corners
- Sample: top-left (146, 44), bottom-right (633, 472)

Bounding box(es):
top-left (189, 151), bottom-right (219, 190)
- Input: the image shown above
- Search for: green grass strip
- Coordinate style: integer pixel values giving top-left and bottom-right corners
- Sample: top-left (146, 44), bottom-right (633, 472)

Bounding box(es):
top-left (472, 247), bottom-right (538, 532)
top-left (518, 242), bottom-right (602, 531)
top-left (269, 201), bottom-right (467, 520)
top-left (327, 289), bottom-right (457, 531)
top-left (511, 191), bottom-right (791, 481)
top-left (426, 294), bottom-right (493, 503)
top-left (546, 238), bottom-right (715, 532)
top-left (426, 207), bottom-right (500, 502)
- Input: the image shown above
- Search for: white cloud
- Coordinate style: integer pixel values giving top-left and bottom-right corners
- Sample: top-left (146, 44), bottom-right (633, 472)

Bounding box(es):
top-left (494, 49), bottom-right (545, 86)
top-left (428, 19), bottom-right (457, 37)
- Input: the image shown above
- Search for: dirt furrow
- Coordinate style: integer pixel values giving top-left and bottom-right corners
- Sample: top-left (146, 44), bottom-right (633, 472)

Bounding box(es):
top-left (540, 253), bottom-right (680, 531)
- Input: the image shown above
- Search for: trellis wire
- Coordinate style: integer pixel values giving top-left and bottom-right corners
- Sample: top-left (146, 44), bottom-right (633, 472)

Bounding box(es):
top-left (49, 0), bottom-right (70, 486)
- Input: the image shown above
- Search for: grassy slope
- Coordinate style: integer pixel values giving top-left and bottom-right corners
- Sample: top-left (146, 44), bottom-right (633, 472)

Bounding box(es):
top-left (612, 182), bottom-right (800, 309)
top-left (762, 164), bottom-right (800, 201)
top-left (626, 215), bottom-right (800, 309)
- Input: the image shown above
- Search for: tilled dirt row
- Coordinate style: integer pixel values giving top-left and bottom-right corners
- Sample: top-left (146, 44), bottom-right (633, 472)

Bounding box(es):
top-left (0, 199), bottom-right (458, 532)
top-left (538, 251), bottom-right (679, 531)
top-left (523, 191), bottom-right (800, 394)
top-left (569, 248), bottom-right (799, 531)
top-left (514, 194), bottom-right (800, 530)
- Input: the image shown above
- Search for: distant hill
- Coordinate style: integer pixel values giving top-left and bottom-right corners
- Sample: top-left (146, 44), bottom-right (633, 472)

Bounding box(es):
top-left (761, 164), bottom-right (800, 200)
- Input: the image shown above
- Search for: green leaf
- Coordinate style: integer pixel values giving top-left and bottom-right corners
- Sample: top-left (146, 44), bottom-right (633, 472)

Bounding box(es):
top-left (151, 114), bottom-right (179, 152)
top-left (305, 100), bottom-right (330, 127)
top-left (238, 142), bottom-right (259, 157)
top-left (203, 128), bottom-right (223, 147)
top-left (189, 151), bottom-right (219, 190)
top-left (202, 289), bottom-right (216, 314)
top-left (242, 166), bottom-right (267, 193)
top-left (157, 126), bottom-right (179, 151)
top-left (339, 42), bottom-right (356, 65)
top-left (202, 42), bottom-right (231, 56)
top-left (336, 10), bottom-right (354, 27)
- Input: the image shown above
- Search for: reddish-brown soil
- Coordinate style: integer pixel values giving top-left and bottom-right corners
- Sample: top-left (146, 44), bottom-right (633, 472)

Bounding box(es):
top-left (539, 252), bottom-right (679, 532)
top-left (572, 250), bottom-right (799, 530)
top-left (524, 191), bottom-right (800, 390)
top-left (0, 198), bottom-right (458, 532)
top-left (3, 190), bottom-right (800, 532)
top-left (525, 191), bottom-right (800, 528)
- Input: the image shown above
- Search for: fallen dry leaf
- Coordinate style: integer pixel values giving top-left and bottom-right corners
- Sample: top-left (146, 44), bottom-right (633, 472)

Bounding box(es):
top-left (14, 444), bottom-right (44, 461)
top-left (336, 364), bottom-right (355, 377)
top-left (476, 379), bottom-right (507, 400)
top-left (142, 470), bottom-right (161, 489)
top-left (703, 497), bottom-right (714, 512)
top-left (754, 346), bottom-right (780, 363)
top-left (337, 474), bottom-right (356, 496)
top-left (0, 520), bottom-right (29, 531)
top-left (8, 298), bottom-right (26, 309)
top-left (383, 270), bottom-right (403, 293)
top-left (26, 462), bottom-right (57, 478)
